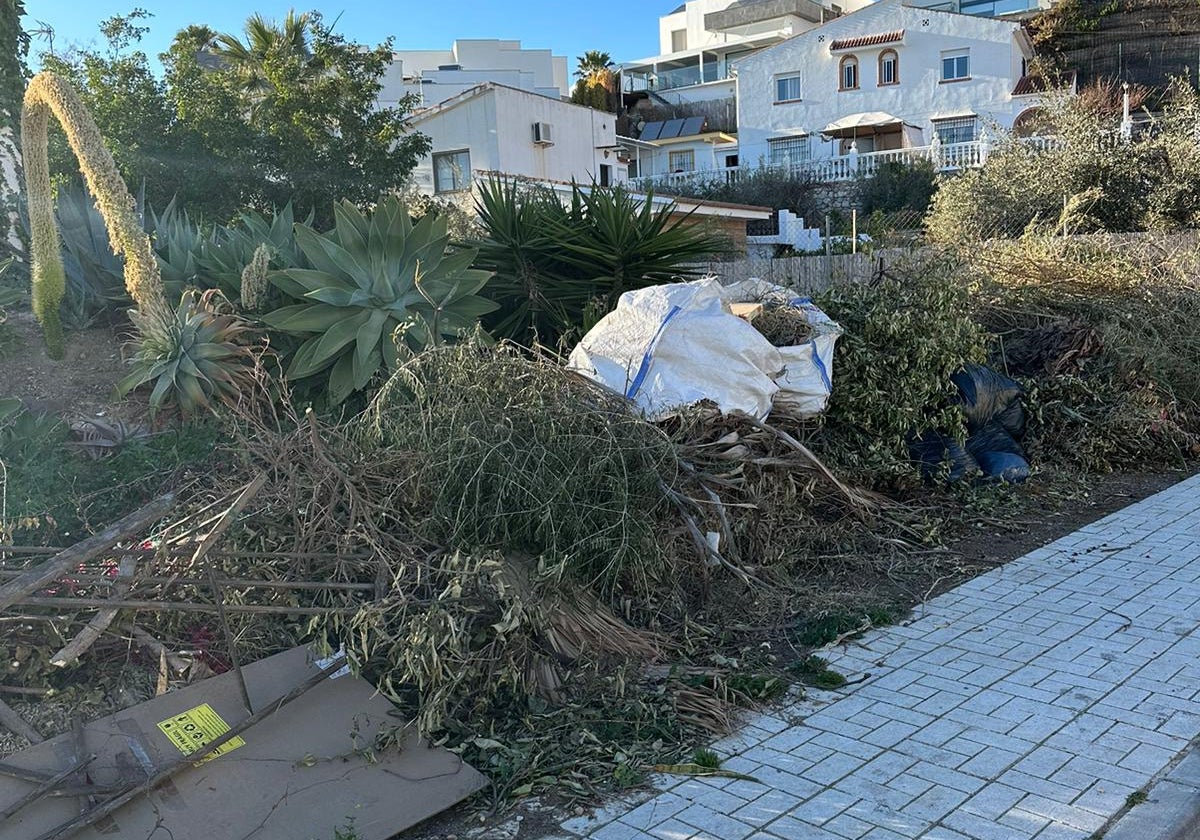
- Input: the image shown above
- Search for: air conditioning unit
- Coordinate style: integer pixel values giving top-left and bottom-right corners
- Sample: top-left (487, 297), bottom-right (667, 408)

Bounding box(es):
top-left (532, 122), bottom-right (554, 146)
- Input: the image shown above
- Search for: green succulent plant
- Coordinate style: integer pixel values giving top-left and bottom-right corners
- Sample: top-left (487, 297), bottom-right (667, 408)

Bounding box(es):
top-left (263, 196), bottom-right (496, 405)
top-left (474, 177), bottom-right (726, 346)
top-left (119, 289), bottom-right (259, 416)
top-left (150, 198), bottom-right (208, 299)
top-left (200, 203), bottom-right (310, 303)
top-left (53, 181), bottom-right (133, 326)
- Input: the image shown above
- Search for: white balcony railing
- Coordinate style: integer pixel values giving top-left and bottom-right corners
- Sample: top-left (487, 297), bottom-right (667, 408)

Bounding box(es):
top-left (628, 138), bottom-right (1062, 192)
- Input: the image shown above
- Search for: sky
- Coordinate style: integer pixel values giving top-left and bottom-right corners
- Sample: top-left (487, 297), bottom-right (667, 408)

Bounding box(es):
top-left (23, 0), bottom-right (665, 70)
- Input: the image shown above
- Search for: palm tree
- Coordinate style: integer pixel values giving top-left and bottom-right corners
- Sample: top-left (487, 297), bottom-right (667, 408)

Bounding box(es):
top-left (572, 50), bottom-right (617, 112)
top-left (575, 50), bottom-right (615, 81)
top-left (212, 10), bottom-right (321, 100)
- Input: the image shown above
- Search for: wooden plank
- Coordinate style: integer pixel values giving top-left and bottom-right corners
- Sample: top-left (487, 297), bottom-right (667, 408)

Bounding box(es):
top-left (0, 495), bottom-right (175, 613)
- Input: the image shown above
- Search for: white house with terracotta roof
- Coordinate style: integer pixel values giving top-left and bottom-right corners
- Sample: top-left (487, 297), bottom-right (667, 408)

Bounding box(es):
top-left (620, 0), bottom-right (873, 106)
top-left (630, 0), bottom-right (1069, 189)
top-left (734, 0), bottom-right (1054, 174)
top-left (404, 83), bottom-right (627, 197)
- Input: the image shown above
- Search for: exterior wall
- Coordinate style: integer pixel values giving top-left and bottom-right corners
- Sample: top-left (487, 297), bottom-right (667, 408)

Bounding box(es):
top-left (735, 0), bottom-right (1032, 163)
top-left (659, 1), bottom-right (740, 54)
top-left (653, 79), bottom-right (739, 105)
top-left (409, 86), bottom-right (626, 196)
top-left (491, 87), bottom-right (622, 185)
top-left (639, 137), bottom-right (739, 178)
top-left (627, 0), bottom-right (867, 107)
top-left (380, 39), bottom-right (568, 109)
top-left (695, 213), bottom-right (752, 252)
top-left (409, 93), bottom-right (502, 195)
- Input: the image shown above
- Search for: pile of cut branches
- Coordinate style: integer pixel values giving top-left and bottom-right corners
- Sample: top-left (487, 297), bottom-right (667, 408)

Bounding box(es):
top-left (968, 229), bottom-right (1200, 470)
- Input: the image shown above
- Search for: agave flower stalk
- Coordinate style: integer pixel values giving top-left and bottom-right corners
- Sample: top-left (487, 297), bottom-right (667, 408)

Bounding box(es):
top-left (21, 71), bottom-right (170, 357)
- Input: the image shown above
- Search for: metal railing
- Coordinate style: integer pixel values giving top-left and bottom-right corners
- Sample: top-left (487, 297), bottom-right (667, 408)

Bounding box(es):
top-left (628, 139), bottom-right (1032, 191)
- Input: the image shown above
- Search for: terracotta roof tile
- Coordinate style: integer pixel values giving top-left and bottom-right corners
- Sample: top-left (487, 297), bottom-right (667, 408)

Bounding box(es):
top-left (828, 30), bottom-right (904, 52)
top-left (1012, 70), bottom-right (1077, 96)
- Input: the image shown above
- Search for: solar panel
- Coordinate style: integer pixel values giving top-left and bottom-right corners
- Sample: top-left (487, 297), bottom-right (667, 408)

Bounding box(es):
top-left (662, 118), bottom-right (687, 139)
top-left (680, 116), bottom-right (706, 137)
top-left (639, 121), bottom-right (665, 141)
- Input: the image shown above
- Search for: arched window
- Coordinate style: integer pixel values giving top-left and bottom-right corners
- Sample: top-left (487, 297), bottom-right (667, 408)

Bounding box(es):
top-left (878, 49), bottom-right (898, 86)
top-left (839, 55), bottom-right (859, 91)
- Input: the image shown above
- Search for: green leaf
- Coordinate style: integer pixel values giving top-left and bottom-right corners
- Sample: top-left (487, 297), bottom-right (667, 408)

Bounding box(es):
top-left (262, 304), bottom-right (348, 333)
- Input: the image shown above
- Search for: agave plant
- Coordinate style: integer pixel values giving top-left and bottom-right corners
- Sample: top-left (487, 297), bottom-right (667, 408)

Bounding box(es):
top-left (119, 289), bottom-right (260, 416)
top-left (53, 181), bottom-right (133, 326)
top-left (263, 196), bottom-right (496, 405)
top-left (200, 203), bottom-right (310, 303)
top-left (150, 198), bottom-right (209, 300)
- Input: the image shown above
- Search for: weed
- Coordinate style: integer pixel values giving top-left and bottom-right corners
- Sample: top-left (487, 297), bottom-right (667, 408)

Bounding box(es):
top-left (795, 607), bottom-right (898, 648)
top-left (1125, 790), bottom-right (1148, 808)
top-left (333, 818), bottom-right (359, 840)
top-left (791, 656), bottom-right (848, 690)
top-left (0, 411), bottom-right (221, 543)
top-left (692, 748), bottom-right (721, 769)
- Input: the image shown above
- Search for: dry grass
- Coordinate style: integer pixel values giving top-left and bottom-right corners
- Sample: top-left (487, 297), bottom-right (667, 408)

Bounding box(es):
top-left (749, 305), bottom-right (814, 347)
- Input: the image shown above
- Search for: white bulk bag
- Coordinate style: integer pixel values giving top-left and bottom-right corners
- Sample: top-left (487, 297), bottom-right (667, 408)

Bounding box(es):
top-left (718, 280), bottom-right (842, 418)
top-left (568, 278), bottom-right (783, 420)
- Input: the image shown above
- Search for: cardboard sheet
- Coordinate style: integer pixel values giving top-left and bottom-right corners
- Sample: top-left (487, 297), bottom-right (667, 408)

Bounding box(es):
top-left (0, 646), bottom-right (487, 839)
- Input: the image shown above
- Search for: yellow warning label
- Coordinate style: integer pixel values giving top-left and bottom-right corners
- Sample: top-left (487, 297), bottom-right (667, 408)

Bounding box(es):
top-left (156, 703), bottom-right (245, 765)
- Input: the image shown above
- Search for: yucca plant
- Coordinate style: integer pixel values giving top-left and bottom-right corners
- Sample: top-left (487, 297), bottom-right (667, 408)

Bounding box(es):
top-left (263, 196), bottom-right (496, 405)
top-left (473, 178), bottom-right (593, 343)
top-left (119, 289), bottom-right (260, 416)
top-left (474, 177), bottom-right (726, 347)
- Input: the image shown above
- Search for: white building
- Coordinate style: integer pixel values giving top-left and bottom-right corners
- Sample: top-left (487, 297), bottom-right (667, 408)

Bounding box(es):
top-left (906, 0), bottom-right (1053, 19)
top-left (725, 0), bottom-right (1053, 181)
top-left (621, 117), bottom-right (740, 180)
top-left (405, 83), bottom-right (627, 197)
top-left (620, 0), bottom-right (872, 105)
top-left (379, 40), bottom-right (569, 109)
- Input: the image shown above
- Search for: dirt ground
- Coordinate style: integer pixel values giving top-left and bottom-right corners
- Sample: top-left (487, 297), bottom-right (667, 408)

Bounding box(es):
top-left (0, 309), bottom-right (136, 418)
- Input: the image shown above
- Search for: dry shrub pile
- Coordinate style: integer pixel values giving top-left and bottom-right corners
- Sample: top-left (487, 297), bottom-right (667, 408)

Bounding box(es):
top-left (968, 229), bottom-right (1200, 471)
top-left (107, 342), bottom-right (917, 802)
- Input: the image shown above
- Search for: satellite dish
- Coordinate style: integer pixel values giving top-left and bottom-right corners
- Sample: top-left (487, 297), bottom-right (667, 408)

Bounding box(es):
top-left (636, 120), bottom-right (647, 132)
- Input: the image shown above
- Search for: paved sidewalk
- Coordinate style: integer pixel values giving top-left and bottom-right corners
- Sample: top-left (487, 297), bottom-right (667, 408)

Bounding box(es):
top-left (562, 473), bottom-right (1200, 840)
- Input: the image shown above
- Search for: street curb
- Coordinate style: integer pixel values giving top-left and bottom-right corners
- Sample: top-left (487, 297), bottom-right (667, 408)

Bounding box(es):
top-left (1106, 747), bottom-right (1200, 840)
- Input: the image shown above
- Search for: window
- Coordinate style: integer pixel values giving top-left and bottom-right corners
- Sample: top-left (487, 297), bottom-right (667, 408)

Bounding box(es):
top-left (941, 49), bottom-right (970, 82)
top-left (878, 49), bottom-right (898, 86)
top-left (599, 164), bottom-right (612, 187)
top-left (433, 149), bottom-right (471, 193)
top-left (669, 149), bottom-right (695, 172)
top-left (933, 116), bottom-right (978, 144)
top-left (775, 73), bottom-right (802, 103)
top-left (724, 154), bottom-right (739, 168)
top-left (768, 136), bottom-right (811, 167)
top-left (839, 55), bottom-right (859, 90)
top-left (671, 29), bottom-right (688, 52)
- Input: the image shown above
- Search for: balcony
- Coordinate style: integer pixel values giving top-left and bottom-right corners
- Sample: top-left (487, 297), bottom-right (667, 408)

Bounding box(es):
top-left (629, 140), bottom-right (996, 191)
top-left (704, 0), bottom-right (834, 31)
top-left (622, 53), bottom-right (731, 93)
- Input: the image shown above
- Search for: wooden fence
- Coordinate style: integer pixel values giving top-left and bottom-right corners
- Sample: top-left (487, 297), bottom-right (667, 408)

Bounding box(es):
top-left (697, 229), bottom-right (1200, 294)
top-left (697, 248), bottom-right (913, 293)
